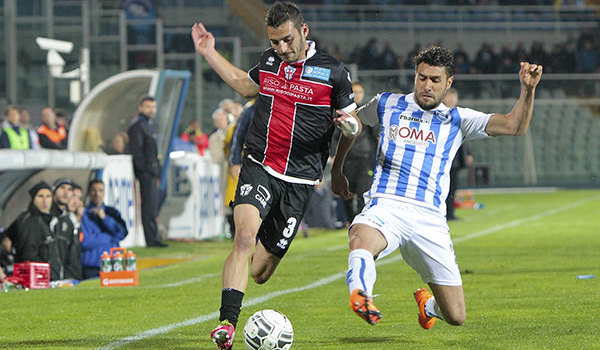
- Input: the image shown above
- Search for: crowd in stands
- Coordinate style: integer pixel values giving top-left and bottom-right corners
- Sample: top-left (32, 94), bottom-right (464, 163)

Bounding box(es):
top-left (0, 105), bottom-right (69, 150)
top-left (0, 177), bottom-right (128, 285)
top-left (329, 28), bottom-right (599, 74)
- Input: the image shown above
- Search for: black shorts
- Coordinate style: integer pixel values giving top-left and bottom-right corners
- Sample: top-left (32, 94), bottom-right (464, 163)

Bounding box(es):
top-left (234, 155), bottom-right (313, 258)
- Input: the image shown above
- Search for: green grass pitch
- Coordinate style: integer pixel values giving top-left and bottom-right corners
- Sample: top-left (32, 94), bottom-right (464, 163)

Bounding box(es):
top-left (2, 189), bottom-right (599, 349)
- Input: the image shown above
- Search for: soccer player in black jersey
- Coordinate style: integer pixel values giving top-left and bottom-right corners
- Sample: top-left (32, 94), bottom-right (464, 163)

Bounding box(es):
top-left (192, 2), bottom-right (361, 349)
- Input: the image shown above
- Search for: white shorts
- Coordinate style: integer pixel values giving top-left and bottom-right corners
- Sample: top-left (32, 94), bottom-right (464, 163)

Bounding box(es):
top-left (351, 197), bottom-right (462, 286)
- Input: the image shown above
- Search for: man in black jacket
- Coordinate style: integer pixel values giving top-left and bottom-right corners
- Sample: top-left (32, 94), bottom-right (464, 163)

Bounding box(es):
top-left (51, 178), bottom-right (82, 280)
top-left (127, 95), bottom-right (167, 247)
top-left (7, 181), bottom-right (81, 281)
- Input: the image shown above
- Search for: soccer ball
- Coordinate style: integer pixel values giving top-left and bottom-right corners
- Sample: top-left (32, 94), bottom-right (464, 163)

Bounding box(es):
top-left (243, 309), bottom-right (293, 350)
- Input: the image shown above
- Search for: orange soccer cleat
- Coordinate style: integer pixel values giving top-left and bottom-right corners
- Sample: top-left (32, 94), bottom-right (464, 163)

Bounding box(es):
top-left (350, 289), bottom-right (382, 325)
top-left (414, 288), bottom-right (436, 329)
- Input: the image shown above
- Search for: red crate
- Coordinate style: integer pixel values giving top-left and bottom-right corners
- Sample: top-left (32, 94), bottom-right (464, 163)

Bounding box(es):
top-left (13, 262), bottom-right (50, 289)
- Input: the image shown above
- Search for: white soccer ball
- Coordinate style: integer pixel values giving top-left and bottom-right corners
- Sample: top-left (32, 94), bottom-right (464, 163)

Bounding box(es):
top-left (243, 309), bottom-right (293, 350)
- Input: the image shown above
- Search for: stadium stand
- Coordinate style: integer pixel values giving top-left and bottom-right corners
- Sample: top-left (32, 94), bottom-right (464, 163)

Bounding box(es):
top-left (1, 0), bottom-right (600, 190)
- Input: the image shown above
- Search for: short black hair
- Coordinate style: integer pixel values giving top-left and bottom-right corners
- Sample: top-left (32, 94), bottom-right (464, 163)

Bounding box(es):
top-left (72, 182), bottom-right (82, 192)
top-left (87, 178), bottom-right (104, 193)
top-left (413, 46), bottom-right (454, 77)
top-left (266, 1), bottom-right (304, 31)
top-left (138, 95), bottom-right (155, 107)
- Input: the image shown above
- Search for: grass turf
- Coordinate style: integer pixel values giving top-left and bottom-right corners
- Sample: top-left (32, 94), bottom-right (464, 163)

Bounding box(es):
top-left (1, 189), bottom-right (599, 349)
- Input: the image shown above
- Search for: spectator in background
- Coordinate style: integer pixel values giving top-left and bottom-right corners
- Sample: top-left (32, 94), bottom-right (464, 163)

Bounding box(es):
top-left (473, 42), bottom-right (498, 73)
top-left (0, 105), bottom-right (31, 149)
top-left (181, 119), bottom-right (209, 156)
top-left (575, 38), bottom-right (598, 73)
top-left (379, 42), bottom-right (399, 70)
top-left (68, 183), bottom-right (85, 229)
top-left (6, 182), bottom-right (55, 275)
top-left (51, 178), bottom-right (82, 280)
top-left (106, 132), bottom-right (129, 155)
top-left (208, 108), bottom-right (231, 225)
top-left (38, 107), bottom-right (67, 149)
top-left (6, 181), bottom-right (81, 281)
top-left (19, 107), bottom-right (40, 149)
top-left (1, 228), bottom-right (14, 278)
top-left (80, 179), bottom-right (128, 279)
top-left (219, 99), bottom-right (243, 121)
top-left (127, 95), bottom-right (167, 248)
top-left (442, 88), bottom-right (473, 221)
top-left (83, 127), bottom-right (104, 152)
top-left (55, 109), bottom-right (71, 134)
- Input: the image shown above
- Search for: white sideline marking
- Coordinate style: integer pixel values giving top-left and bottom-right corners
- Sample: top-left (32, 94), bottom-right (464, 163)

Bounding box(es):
top-left (98, 194), bottom-right (599, 349)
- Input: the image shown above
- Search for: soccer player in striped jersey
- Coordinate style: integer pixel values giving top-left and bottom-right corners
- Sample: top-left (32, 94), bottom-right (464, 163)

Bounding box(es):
top-left (332, 46), bottom-right (542, 328)
top-left (192, 2), bottom-right (361, 349)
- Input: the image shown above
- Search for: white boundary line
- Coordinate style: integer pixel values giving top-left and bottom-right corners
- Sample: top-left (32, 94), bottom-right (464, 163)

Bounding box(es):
top-left (98, 194), bottom-right (599, 349)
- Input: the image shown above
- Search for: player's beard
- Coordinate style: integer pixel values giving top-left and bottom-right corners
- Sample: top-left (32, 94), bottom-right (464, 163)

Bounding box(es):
top-left (414, 93), bottom-right (442, 111)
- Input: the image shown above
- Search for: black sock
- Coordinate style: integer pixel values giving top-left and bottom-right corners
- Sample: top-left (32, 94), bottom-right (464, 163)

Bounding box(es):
top-left (220, 288), bottom-right (244, 327)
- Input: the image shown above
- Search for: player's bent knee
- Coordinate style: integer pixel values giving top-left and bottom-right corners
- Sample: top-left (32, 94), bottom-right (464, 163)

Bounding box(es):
top-left (233, 230), bottom-right (257, 252)
top-left (445, 311), bottom-right (466, 326)
top-left (252, 274), bottom-right (269, 284)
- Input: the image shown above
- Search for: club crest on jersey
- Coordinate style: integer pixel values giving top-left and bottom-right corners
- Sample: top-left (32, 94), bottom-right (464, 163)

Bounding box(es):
top-left (239, 184), bottom-right (253, 196)
top-left (284, 65), bottom-right (296, 80)
top-left (302, 66), bottom-right (331, 81)
top-left (389, 124), bottom-right (436, 147)
top-left (433, 110), bottom-right (451, 123)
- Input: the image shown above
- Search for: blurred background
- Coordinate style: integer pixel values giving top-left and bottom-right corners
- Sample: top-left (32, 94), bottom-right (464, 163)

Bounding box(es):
top-left (1, 0), bottom-right (599, 189)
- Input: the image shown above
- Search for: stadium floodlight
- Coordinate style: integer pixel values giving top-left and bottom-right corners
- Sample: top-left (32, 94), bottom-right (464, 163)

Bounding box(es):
top-left (35, 37), bottom-right (90, 103)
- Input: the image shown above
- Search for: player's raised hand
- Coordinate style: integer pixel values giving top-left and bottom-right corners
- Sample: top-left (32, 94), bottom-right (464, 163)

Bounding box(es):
top-left (191, 23), bottom-right (215, 56)
top-left (519, 62), bottom-right (543, 90)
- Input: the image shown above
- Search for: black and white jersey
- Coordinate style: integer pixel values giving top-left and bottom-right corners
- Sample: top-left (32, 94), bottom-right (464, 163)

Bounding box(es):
top-left (246, 41), bottom-right (356, 184)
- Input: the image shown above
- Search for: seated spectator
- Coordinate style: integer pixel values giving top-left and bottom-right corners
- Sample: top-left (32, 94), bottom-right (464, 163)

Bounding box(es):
top-left (80, 179), bottom-right (128, 279)
top-left (5, 181), bottom-right (80, 281)
top-left (181, 119), bottom-right (209, 156)
top-left (38, 107), bottom-right (67, 149)
top-left (51, 178), bottom-right (82, 280)
top-left (0, 228), bottom-right (14, 278)
top-left (0, 105), bottom-right (31, 149)
top-left (68, 182), bottom-right (84, 232)
top-left (106, 132), bottom-right (129, 155)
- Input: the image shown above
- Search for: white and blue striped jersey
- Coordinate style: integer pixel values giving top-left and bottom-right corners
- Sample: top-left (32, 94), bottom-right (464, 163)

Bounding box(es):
top-left (358, 92), bottom-right (491, 215)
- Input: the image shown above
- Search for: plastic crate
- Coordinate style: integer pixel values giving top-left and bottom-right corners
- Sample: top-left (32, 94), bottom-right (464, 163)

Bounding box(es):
top-left (13, 262), bottom-right (50, 289)
top-left (99, 247), bottom-right (138, 287)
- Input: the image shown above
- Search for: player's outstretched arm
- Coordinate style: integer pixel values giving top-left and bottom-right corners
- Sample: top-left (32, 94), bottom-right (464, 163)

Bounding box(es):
top-left (331, 110), bottom-right (361, 200)
top-left (191, 23), bottom-right (259, 97)
top-left (485, 62), bottom-right (543, 137)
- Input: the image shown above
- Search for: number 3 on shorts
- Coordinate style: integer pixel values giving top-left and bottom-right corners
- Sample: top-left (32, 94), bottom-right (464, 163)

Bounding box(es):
top-left (282, 218), bottom-right (297, 238)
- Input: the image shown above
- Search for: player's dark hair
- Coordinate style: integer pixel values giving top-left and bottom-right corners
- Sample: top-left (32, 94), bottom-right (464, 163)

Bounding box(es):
top-left (266, 1), bottom-right (304, 31)
top-left (413, 46), bottom-right (455, 77)
top-left (137, 95), bottom-right (155, 107)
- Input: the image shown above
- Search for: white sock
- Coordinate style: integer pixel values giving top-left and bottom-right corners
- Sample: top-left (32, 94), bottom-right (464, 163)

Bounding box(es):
top-left (424, 297), bottom-right (445, 321)
top-left (346, 249), bottom-right (376, 296)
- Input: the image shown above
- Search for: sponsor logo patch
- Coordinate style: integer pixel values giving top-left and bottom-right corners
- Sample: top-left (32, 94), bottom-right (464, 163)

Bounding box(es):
top-left (255, 185), bottom-right (271, 208)
top-left (303, 66), bottom-right (331, 81)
